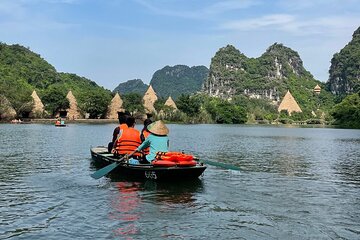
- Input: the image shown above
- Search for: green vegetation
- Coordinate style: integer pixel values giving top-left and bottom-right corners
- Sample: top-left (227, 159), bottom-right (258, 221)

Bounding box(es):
top-left (331, 92), bottom-right (360, 128)
top-left (0, 43), bottom-right (112, 119)
top-left (113, 79), bottom-right (148, 95)
top-left (327, 26), bottom-right (360, 97)
top-left (2, 26), bottom-right (360, 128)
top-left (150, 65), bottom-right (209, 99)
top-left (122, 93), bottom-right (145, 115)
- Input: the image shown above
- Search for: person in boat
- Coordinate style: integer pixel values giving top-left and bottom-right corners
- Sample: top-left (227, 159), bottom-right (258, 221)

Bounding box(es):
top-left (113, 115), bottom-right (143, 160)
top-left (108, 111), bottom-right (130, 152)
top-left (128, 120), bottom-right (169, 164)
top-left (140, 118), bottom-right (152, 142)
top-left (55, 117), bottom-right (61, 125)
top-left (139, 118), bottom-right (152, 160)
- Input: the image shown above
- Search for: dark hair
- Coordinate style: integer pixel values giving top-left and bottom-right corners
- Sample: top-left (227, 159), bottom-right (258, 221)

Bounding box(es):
top-left (144, 118), bottom-right (152, 128)
top-left (126, 116), bottom-right (136, 127)
top-left (118, 111), bottom-right (130, 124)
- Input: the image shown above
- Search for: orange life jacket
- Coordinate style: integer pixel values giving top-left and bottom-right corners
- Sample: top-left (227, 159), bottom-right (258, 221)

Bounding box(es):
top-left (141, 130), bottom-right (151, 155)
top-left (155, 152), bottom-right (194, 162)
top-left (119, 123), bottom-right (128, 131)
top-left (115, 128), bottom-right (142, 157)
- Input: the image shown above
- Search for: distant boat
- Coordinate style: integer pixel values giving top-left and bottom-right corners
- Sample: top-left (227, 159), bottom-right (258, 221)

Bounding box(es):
top-left (10, 119), bottom-right (23, 124)
top-left (55, 119), bottom-right (66, 127)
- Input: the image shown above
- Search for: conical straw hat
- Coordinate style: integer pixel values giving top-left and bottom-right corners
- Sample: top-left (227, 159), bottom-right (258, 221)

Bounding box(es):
top-left (147, 120), bottom-right (169, 136)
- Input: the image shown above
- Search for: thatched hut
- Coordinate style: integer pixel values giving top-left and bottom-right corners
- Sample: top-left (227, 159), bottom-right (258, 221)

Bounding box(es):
top-left (0, 95), bottom-right (17, 120)
top-left (314, 84), bottom-right (321, 94)
top-left (66, 90), bottom-right (82, 119)
top-left (106, 93), bottom-right (124, 119)
top-left (278, 90), bottom-right (302, 116)
top-left (143, 85), bottom-right (158, 113)
top-left (164, 96), bottom-right (178, 110)
top-left (29, 90), bottom-right (45, 118)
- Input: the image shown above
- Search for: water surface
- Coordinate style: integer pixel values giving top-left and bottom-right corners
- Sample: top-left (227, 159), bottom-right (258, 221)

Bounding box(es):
top-left (0, 124), bottom-right (359, 239)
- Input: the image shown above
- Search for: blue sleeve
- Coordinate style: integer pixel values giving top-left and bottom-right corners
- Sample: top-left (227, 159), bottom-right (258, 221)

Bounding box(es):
top-left (137, 137), bottom-right (150, 151)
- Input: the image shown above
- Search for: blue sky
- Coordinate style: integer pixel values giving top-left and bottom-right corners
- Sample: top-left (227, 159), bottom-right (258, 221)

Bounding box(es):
top-left (1, 0), bottom-right (359, 90)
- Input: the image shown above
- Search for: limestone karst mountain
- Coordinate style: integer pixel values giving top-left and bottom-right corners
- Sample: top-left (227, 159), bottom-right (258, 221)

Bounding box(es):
top-left (203, 43), bottom-right (316, 101)
top-left (113, 79), bottom-right (148, 95)
top-left (327, 26), bottom-right (360, 95)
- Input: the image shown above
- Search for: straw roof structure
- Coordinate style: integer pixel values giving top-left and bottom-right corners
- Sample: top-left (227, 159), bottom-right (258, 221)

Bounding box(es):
top-left (278, 90), bottom-right (302, 116)
top-left (30, 90), bottom-right (45, 117)
top-left (314, 84), bottom-right (321, 94)
top-left (106, 93), bottom-right (124, 119)
top-left (66, 90), bottom-right (82, 119)
top-left (0, 95), bottom-right (16, 119)
top-left (164, 96), bottom-right (178, 110)
top-left (143, 85), bottom-right (158, 113)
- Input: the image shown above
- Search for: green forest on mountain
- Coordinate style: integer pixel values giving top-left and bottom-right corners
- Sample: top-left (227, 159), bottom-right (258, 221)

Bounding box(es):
top-left (1, 25), bottom-right (360, 128)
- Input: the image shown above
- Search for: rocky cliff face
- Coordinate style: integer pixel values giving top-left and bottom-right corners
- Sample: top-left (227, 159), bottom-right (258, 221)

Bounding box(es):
top-left (203, 43), bottom-right (314, 101)
top-left (327, 26), bottom-right (360, 95)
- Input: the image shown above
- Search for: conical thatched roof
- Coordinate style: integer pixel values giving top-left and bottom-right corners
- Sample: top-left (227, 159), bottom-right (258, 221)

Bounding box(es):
top-left (106, 93), bottom-right (124, 119)
top-left (66, 90), bottom-right (82, 119)
top-left (164, 96), bottom-right (177, 110)
top-left (0, 95), bottom-right (16, 119)
top-left (30, 90), bottom-right (45, 117)
top-left (143, 85), bottom-right (158, 113)
top-left (278, 90), bottom-right (302, 116)
top-left (314, 84), bottom-right (321, 94)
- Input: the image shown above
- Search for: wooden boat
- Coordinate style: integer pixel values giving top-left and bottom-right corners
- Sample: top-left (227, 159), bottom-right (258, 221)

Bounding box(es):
top-left (90, 146), bottom-right (206, 180)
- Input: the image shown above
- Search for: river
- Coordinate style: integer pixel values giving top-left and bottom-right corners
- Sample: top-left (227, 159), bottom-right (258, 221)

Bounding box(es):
top-left (0, 123), bottom-right (359, 239)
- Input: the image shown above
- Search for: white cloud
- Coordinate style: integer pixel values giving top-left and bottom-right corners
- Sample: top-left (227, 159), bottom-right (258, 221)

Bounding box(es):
top-left (219, 14), bottom-right (360, 36)
top-left (220, 14), bottom-right (295, 31)
top-left (134, 0), bottom-right (259, 19)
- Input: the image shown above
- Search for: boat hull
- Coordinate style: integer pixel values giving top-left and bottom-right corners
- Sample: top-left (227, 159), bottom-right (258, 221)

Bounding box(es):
top-left (90, 147), bottom-right (206, 181)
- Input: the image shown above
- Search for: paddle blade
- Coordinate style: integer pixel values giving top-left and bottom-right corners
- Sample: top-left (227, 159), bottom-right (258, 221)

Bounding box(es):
top-left (91, 162), bottom-right (119, 179)
top-left (201, 159), bottom-right (241, 171)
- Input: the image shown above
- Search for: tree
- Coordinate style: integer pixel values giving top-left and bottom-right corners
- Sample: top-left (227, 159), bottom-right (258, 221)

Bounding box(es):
top-left (122, 93), bottom-right (144, 114)
top-left (332, 92), bottom-right (360, 128)
top-left (80, 90), bottom-right (112, 118)
top-left (176, 94), bottom-right (201, 116)
top-left (41, 85), bottom-right (69, 116)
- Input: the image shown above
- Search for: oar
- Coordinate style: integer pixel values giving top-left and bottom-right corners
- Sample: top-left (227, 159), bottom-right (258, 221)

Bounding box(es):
top-left (90, 150), bottom-right (136, 179)
top-left (196, 158), bottom-right (241, 171)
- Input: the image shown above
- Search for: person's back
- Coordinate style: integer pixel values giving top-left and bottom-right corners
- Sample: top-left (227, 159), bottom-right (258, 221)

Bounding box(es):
top-left (114, 116), bottom-right (142, 158)
top-left (136, 120), bottom-right (169, 163)
top-left (108, 111), bottom-right (129, 152)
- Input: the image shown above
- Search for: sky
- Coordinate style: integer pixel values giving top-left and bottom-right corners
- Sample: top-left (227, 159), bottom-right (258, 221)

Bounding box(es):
top-left (1, 0), bottom-right (359, 90)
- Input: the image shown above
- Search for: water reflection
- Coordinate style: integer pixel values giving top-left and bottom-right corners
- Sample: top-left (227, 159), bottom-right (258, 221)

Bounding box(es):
top-left (110, 182), bottom-right (142, 239)
top-left (143, 179), bottom-right (204, 205)
top-left (108, 179), bottom-right (204, 239)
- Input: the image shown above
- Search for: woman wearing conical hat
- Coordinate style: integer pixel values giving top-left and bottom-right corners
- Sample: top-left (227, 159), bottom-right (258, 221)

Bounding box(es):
top-left (134, 120), bottom-right (169, 164)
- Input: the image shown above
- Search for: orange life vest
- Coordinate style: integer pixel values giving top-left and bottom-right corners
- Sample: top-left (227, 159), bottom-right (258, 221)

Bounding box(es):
top-left (156, 152), bottom-right (194, 160)
top-left (119, 123), bottom-right (128, 131)
top-left (115, 128), bottom-right (142, 157)
top-left (141, 130), bottom-right (151, 155)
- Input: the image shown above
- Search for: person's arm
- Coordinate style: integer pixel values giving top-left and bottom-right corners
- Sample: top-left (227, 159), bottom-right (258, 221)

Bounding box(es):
top-left (112, 127), bottom-right (120, 143)
top-left (137, 137), bottom-right (150, 151)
